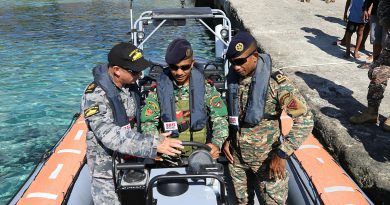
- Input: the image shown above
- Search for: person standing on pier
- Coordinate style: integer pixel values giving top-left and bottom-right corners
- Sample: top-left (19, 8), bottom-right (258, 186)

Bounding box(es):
top-left (223, 32), bottom-right (314, 205)
top-left (349, 0), bottom-right (390, 132)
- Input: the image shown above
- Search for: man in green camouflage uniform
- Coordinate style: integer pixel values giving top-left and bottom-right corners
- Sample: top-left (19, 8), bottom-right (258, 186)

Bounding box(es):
top-left (141, 38), bottom-right (229, 159)
top-left (81, 42), bottom-right (183, 204)
top-left (223, 32), bottom-right (314, 205)
top-left (349, 0), bottom-right (390, 132)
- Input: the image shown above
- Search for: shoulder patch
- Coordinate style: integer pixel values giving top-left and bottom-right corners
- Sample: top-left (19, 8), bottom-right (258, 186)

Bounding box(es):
top-left (147, 101), bottom-right (158, 110)
top-left (285, 96), bottom-right (307, 117)
top-left (85, 82), bottom-right (97, 93)
top-left (214, 100), bottom-right (222, 108)
top-left (209, 95), bottom-right (219, 106)
top-left (271, 71), bottom-right (287, 84)
top-left (84, 105), bottom-right (100, 118)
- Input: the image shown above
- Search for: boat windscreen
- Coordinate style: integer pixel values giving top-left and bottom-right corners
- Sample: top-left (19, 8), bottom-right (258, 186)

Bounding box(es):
top-left (151, 7), bottom-right (213, 19)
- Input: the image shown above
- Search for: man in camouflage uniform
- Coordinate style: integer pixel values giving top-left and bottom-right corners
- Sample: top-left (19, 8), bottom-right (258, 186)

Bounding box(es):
top-left (81, 42), bottom-right (183, 204)
top-left (223, 32), bottom-right (314, 205)
top-left (349, 0), bottom-right (390, 132)
top-left (141, 38), bottom-right (229, 159)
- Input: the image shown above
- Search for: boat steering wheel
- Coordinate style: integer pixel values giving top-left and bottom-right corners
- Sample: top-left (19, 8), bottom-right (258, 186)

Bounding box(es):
top-left (181, 141), bottom-right (211, 152)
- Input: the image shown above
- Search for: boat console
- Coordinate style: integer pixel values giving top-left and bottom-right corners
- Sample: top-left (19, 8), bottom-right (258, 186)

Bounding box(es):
top-left (113, 141), bottom-right (228, 205)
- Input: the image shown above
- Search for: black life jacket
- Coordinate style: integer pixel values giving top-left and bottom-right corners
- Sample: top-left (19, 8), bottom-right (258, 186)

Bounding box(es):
top-left (92, 64), bottom-right (141, 132)
top-left (227, 54), bottom-right (272, 130)
top-left (156, 66), bottom-right (208, 137)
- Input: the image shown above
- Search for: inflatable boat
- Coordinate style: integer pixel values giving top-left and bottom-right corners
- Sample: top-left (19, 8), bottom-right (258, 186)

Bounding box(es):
top-left (8, 3), bottom-right (375, 205)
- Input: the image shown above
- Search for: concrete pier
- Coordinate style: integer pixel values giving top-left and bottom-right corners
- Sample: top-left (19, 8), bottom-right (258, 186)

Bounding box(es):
top-left (211, 0), bottom-right (390, 204)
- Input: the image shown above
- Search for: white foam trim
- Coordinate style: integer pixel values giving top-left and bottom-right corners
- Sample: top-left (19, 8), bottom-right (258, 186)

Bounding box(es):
top-left (324, 186), bottom-right (354, 193)
top-left (298, 144), bottom-right (320, 149)
top-left (57, 149), bottom-right (81, 154)
top-left (74, 130), bottom-right (84, 140)
top-left (26, 192), bottom-right (58, 200)
top-left (316, 157), bottom-right (325, 164)
top-left (49, 164), bottom-right (64, 179)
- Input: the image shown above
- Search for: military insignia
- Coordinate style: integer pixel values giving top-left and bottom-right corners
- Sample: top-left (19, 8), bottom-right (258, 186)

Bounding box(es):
top-left (279, 93), bottom-right (290, 104)
top-left (84, 105), bottom-right (99, 118)
top-left (214, 100), bottom-right (222, 108)
top-left (285, 96), bottom-right (307, 117)
top-left (185, 48), bottom-right (192, 57)
top-left (85, 82), bottom-right (97, 93)
top-left (287, 99), bottom-right (297, 109)
top-left (129, 49), bottom-right (143, 62)
top-left (147, 101), bottom-right (158, 110)
top-left (271, 71), bottom-right (287, 84)
top-left (209, 95), bottom-right (219, 106)
top-left (145, 108), bottom-right (154, 116)
top-left (235, 42), bottom-right (244, 52)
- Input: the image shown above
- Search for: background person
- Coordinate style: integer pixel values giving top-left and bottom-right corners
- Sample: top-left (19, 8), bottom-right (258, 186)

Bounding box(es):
top-left (349, 0), bottom-right (390, 132)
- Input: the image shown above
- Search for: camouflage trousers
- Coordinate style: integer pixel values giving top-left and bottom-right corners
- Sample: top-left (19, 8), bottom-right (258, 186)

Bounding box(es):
top-left (91, 177), bottom-right (120, 205)
top-left (367, 65), bottom-right (390, 108)
top-left (228, 152), bottom-right (289, 205)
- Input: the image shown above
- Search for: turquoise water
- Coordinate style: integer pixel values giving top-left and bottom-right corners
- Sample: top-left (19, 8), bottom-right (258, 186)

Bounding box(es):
top-left (0, 0), bottom-right (213, 203)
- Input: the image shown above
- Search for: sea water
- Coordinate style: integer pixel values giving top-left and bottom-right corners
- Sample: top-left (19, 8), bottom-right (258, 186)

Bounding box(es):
top-left (0, 0), bottom-right (214, 203)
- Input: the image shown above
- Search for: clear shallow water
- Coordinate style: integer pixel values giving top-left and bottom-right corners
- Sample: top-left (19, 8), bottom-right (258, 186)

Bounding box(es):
top-left (0, 0), bottom-right (213, 203)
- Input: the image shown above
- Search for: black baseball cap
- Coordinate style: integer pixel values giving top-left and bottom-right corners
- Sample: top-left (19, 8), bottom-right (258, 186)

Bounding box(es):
top-left (226, 31), bottom-right (257, 59)
top-left (165, 38), bottom-right (193, 65)
top-left (108, 42), bottom-right (152, 72)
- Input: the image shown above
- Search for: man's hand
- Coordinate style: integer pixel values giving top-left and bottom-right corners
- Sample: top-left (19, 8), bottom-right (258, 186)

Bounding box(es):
top-left (156, 132), bottom-right (184, 156)
top-left (223, 140), bottom-right (234, 164)
top-left (268, 154), bottom-right (286, 180)
top-left (363, 11), bottom-right (370, 22)
top-left (206, 143), bottom-right (220, 159)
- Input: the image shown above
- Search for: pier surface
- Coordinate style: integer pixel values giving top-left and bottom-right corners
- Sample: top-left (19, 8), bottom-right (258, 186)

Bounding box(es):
top-left (215, 0), bottom-right (390, 204)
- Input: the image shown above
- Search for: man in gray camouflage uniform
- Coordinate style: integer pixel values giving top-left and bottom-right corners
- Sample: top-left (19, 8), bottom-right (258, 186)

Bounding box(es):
top-left (81, 42), bottom-right (184, 204)
top-left (349, 0), bottom-right (390, 132)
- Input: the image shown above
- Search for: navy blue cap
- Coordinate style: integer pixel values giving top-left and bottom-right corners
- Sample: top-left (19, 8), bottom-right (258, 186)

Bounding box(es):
top-left (165, 38), bottom-right (193, 65)
top-left (226, 32), bottom-right (257, 59)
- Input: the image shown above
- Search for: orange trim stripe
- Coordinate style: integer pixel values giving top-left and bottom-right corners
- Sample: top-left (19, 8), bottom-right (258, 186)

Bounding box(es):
top-left (295, 135), bottom-right (370, 205)
top-left (17, 116), bottom-right (87, 205)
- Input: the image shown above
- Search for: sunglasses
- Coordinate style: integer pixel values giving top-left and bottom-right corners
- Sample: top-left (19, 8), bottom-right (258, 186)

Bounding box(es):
top-left (123, 68), bottom-right (141, 76)
top-left (229, 49), bottom-right (257, 66)
top-left (129, 70), bottom-right (141, 76)
top-left (169, 63), bottom-right (192, 71)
